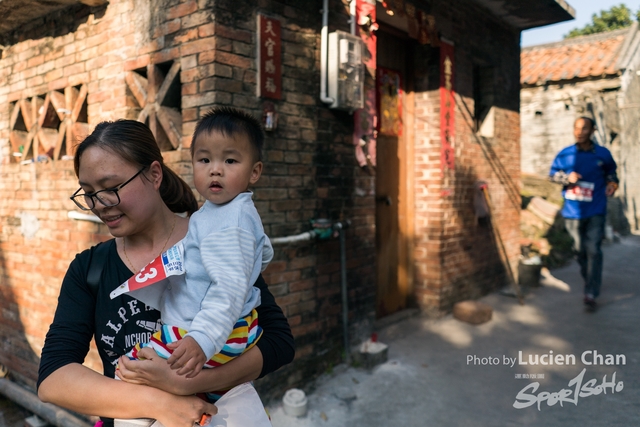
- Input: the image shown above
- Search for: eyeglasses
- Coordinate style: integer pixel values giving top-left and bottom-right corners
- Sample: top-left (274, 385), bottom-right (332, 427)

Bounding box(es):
top-left (70, 167), bottom-right (146, 211)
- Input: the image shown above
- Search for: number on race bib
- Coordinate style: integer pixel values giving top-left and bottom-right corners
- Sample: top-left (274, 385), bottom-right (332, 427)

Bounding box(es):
top-left (135, 267), bottom-right (158, 283)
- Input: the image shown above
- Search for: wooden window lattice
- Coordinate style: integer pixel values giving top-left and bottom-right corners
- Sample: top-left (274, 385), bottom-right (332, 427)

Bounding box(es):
top-left (9, 84), bottom-right (89, 162)
top-left (9, 60), bottom-right (182, 161)
top-left (126, 60), bottom-right (182, 152)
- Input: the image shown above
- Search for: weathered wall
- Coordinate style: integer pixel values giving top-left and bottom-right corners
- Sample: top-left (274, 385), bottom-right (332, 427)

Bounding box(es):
top-left (0, 0), bottom-right (376, 398)
top-left (0, 151), bottom-right (191, 387)
top-left (521, 74), bottom-right (640, 233)
top-left (520, 78), bottom-right (622, 177)
top-left (411, 0), bottom-right (522, 313)
top-left (618, 59), bottom-right (640, 232)
top-left (0, 0), bottom-right (525, 401)
top-left (0, 0), bottom-right (151, 388)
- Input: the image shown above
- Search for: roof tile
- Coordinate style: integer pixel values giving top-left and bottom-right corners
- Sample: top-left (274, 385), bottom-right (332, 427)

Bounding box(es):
top-left (521, 28), bottom-right (630, 85)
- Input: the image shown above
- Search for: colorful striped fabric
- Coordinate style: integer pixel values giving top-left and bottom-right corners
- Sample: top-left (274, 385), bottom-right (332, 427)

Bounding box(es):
top-left (126, 309), bottom-right (262, 402)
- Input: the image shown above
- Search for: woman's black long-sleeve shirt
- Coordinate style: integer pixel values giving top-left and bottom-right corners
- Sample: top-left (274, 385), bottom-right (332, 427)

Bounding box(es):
top-left (38, 240), bottom-right (294, 388)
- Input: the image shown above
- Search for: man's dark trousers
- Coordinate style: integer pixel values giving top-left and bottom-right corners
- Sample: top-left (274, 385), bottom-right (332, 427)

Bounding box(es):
top-left (564, 214), bottom-right (605, 298)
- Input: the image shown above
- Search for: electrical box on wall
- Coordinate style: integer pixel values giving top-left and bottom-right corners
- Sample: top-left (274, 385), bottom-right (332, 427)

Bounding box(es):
top-left (328, 31), bottom-right (364, 111)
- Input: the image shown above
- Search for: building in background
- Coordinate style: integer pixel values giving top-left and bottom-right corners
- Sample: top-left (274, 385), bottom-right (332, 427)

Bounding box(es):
top-left (521, 24), bottom-right (640, 233)
top-left (0, 0), bottom-right (571, 401)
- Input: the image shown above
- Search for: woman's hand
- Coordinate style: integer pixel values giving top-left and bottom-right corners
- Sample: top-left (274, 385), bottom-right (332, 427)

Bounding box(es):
top-left (118, 344), bottom-right (265, 395)
top-left (116, 348), bottom-right (197, 395)
top-left (155, 394), bottom-right (217, 427)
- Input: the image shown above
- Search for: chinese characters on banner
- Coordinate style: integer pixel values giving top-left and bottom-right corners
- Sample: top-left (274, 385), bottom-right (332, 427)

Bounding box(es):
top-left (257, 14), bottom-right (282, 99)
top-left (439, 40), bottom-right (455, 171)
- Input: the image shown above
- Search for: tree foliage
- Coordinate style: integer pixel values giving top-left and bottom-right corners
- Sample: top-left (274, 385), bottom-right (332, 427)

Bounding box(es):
top-left (565, 4), bottom-right (636, 38)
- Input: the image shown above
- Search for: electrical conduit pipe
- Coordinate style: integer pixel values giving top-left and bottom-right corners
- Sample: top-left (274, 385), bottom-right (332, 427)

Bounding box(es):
top-left (320, 0), bottom-right (334, 105)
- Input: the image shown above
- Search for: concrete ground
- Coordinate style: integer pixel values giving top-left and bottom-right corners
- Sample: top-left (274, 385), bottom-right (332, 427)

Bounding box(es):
top-left (268, 235), bottom-right (640, 427)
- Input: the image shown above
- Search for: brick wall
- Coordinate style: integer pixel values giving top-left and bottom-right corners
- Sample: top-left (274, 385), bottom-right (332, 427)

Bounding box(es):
top-left (0, 151), bottom-right (192, 388)
top-left (0, 0), bottom-right (142, 388)
top-left (411, 0), bottom-right (522, 313)
top-left (0, 0), bottom-right (377, 399)
top-left (0, 0), bottom-right (523, 401)
top-left (0, 160), bottom-right (107, 386)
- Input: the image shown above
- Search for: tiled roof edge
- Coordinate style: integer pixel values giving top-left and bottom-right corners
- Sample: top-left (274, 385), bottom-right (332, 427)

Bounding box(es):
top-left (522, 26), bottom-right (632, 51)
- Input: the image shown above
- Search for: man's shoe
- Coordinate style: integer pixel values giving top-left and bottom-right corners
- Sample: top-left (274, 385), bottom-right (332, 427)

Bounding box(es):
top-left (584, 295), bottom-right (597, 311)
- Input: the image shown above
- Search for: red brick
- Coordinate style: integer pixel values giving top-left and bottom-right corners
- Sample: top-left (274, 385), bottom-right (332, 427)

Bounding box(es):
top-left (175, 28), bottom-right (199, 44)
top-left (213, 24), bottom-right (252, 43)
top-left (149, 47), bottom-right (180, 64)
top-left (124, 55), bottom-right (150, 71)
top-left (180, 37), bottom-right (216, 56)
top-left (199, 50), bottom-right (216, 64)
top-left (166, 0), bottom-right (198, 20)
top-left (26, 55), bottom-right (44, 69)
top-left (153, 19), bottom-right (182, 38)
top-left (198, 23), bottom-right (215, 38)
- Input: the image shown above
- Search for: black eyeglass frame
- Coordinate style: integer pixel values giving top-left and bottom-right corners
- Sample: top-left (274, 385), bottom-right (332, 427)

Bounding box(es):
top-left (70, 167), bottom-right (146, 211)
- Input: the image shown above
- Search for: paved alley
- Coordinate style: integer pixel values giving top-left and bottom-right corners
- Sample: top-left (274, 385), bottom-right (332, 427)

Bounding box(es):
top-left (268, 235), bottom-right (640, 427)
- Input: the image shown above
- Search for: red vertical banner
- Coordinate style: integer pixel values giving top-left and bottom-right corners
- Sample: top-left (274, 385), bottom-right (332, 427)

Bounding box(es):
top-left (439, 40), bottom-right (455, 171)
top-left (353, 0), bottom-right (377, 168)
top-left (257, 14), bottom-right (282, 99)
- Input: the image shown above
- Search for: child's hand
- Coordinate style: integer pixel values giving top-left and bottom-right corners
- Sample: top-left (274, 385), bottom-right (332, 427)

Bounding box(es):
top-left (167, 336), bottom-right (207, 378)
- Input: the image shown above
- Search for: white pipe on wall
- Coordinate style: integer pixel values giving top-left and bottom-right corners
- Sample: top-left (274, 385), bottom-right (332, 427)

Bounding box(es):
top-left (350, 0), bottom-right (356, 35)
top-left (271, 231), bottom-right (317, 245)
top-left (68, 211), bottom-right (103, 223)
top-left (320, 0), bottom-right (334, 104)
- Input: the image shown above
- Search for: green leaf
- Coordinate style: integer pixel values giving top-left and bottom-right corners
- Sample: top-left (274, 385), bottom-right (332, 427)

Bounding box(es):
top-left (564, 3), bottom-right (634, 38)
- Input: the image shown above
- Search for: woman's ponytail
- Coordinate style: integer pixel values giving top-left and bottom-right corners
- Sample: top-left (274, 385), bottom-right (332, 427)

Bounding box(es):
top-left (160, 165), bottom-right (198, 216)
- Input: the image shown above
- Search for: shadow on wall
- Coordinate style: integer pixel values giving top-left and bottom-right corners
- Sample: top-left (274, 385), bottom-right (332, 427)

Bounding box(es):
top-left (439, 165), bottom-right (510, 312)
top-left (0, 215), bottom-right (41, 389)
top-left (0, 4), bottom-right (108, 388)
top-left (0, 3), bottom-right (107, 47)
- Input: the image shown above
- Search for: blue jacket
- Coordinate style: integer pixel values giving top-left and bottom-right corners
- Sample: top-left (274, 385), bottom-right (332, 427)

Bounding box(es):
top-left (549, 142), bottom-right (618, 219)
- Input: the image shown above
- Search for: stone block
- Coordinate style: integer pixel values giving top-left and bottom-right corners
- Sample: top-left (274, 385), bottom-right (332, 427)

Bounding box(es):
top-left (352, 339), bottom-right (388, 369)
top-left (453, 300), bottom-right (493, 325)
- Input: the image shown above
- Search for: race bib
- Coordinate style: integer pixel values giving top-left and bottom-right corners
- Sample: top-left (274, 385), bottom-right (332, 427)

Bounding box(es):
top-left (110, 242), bottom-right (186, 299)
top-left (565, 180), bottom-right (594, 202)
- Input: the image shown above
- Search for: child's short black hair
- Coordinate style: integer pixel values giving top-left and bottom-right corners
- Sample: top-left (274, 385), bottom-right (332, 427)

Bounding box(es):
top-left (191, 107), bottom-right (264, 162)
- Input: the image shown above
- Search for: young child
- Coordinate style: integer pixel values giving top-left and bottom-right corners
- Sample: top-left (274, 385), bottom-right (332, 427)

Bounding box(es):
top-left (120, 107), bottom-right (273, 396)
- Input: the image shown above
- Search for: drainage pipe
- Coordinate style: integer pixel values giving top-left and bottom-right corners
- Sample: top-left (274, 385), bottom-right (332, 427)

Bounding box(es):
top-left (0, 378), bottom-right (91, 427)
top-left (320, 0), bottom-right (334, 104)
top-left (270, 230), bottom-right (317, 245)
top-left (269, 220), bottom-right (351, 364)
top-left (334, 221), bottom-right (350, 364)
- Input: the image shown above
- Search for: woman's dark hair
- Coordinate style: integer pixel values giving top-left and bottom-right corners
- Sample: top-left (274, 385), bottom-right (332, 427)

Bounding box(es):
top-left (74, 120), bottom-right (198, 215)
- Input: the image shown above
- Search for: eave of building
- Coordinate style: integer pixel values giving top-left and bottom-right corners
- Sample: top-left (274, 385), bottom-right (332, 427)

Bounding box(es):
top-left (0, 0), bottom-right (108, 36)
top-left (521, 73), bottom-right (622, 90)
top-left (469, 0), bottom-right (575, 30)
